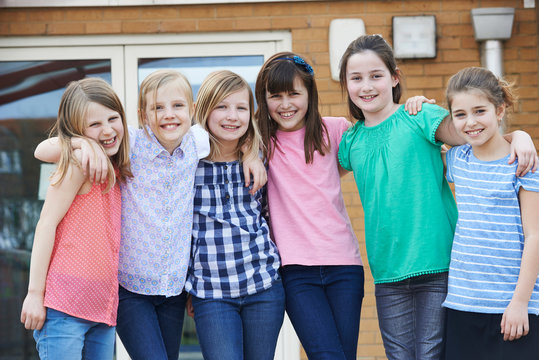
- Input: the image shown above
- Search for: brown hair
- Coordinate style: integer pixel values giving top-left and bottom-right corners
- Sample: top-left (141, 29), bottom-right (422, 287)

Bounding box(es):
top-left (53, 77), bottom-right (132, 191)
top-left (339, 34), bottom-right (402, 122)
top-left (255, 51), bottom-right (329, 164)
top-left (446, 67), bottom-right (517, 127)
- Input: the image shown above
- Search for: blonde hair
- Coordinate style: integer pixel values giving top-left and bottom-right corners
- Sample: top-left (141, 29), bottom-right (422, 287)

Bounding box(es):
top-left (446, 67), bottom-right (517, 129)
top-left (194, 70), bottom-right (261, 162)
top-left (138, 69), bottom-right (194, 136)
top-left (52, 77), bottom-right (132, 192)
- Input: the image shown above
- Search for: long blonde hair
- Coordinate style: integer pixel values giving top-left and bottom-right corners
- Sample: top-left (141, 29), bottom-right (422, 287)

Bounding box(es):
top-left (52, 77), bottom-right (132, 191)
top-left (194, 70), bottom-right (261, 162)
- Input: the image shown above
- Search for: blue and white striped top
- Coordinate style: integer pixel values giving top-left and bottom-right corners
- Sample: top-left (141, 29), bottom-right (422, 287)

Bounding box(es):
top-left (184, 159), bottom-right (281, 299)
top-left (443, 144), bottom-right (539, 314)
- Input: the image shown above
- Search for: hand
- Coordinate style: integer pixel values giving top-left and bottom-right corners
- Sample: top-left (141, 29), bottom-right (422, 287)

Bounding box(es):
top-left (242, 155), bottom-right (267, 195)
top-left (507, 131), bottom-right (538, 176)
top-left (79, 138), bottom-right (109, 183)
top-left (404, 96), bottom-right (436, 115)
top-left (20, 292), bottom-right (46, 330)
top-left (501, 300), bottom-right (529, 341)
top-left (186, 295), bottom-right (194, 318)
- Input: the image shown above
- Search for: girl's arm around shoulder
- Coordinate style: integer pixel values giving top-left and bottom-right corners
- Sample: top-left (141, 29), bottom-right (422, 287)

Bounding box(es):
top-left (504, 131), bottom-right (538, 176)
top-left (501, 187), bottom-right (539, 341)
top-left (34, 136), bottom-right (110, 184)
top-left (20, 163), bottom-right (87, 330)
top-left (435, 119), bottom-right (537, 176)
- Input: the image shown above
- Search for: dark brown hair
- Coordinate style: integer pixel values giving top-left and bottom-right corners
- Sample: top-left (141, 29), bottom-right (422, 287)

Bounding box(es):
top-left (339, 34), bottom-right (402, 122)
top-left (255, 52), bottom-right (329, 164)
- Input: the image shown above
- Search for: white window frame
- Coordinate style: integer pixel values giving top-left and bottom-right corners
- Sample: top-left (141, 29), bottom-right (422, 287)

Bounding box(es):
top-left (0, 31), bottom-right (299, 360)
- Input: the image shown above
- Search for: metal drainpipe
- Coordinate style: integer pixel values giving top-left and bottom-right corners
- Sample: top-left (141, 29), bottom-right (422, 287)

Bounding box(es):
top-left (480, 40), bottom-right (504, 78)
top-left (471, 7), bottom-right (515, 78)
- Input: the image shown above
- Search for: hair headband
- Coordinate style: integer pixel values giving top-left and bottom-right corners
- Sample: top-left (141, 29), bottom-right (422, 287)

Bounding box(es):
top-left (277, 55), bottom-right (314, 76)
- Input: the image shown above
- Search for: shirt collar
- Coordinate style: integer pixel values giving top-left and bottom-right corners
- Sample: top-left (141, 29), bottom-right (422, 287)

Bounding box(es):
top-left (144, 126), bottom-right (187, 159)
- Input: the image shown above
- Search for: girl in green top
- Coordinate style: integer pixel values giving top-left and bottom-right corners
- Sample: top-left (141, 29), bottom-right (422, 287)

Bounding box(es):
top-left (337, 34), bottom-right (537, 360)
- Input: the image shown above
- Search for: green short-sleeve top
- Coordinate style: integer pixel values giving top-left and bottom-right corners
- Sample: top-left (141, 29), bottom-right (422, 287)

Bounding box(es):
top-left (338, 104), bottom-right (457, 283)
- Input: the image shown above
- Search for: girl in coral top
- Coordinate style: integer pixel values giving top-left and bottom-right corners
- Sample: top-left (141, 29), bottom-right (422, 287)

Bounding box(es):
top-left (20, 77), bottom-right (132, 360)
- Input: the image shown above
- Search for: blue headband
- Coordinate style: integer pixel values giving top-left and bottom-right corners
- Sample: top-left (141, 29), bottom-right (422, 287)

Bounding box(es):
top-left (277, 55), bottom-right (314, 76)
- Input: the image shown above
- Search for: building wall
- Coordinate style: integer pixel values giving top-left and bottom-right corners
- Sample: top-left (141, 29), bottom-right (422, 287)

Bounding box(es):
top-left (1, 1), bottom-right (538, 359)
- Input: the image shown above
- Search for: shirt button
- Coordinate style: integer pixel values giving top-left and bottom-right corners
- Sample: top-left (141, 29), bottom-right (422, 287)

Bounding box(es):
top-left (225, 179), bottom-right (229, 184)
top-left (224, 165), bottom-right (228, 170)
top-left (225, 194), bottom-right (230, 199)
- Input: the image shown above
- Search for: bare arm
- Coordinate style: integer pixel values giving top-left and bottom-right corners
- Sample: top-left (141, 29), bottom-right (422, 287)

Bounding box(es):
top-left (435, 118), bottom-right (537, 176)
top-left (500, 189), bottom-right (539, 341)
top-left (504, 131), bottom-right (538, 176)
top-left (34, 137), bottom-right (109, 183)
top-left (20, 164), bottom-right (86, 330)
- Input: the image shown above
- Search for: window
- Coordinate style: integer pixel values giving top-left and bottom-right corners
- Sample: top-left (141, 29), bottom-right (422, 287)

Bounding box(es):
top-left (0, 32), bottom-right (298, 360)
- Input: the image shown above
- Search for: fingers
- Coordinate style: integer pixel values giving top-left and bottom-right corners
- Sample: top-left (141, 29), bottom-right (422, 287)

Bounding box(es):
top-left (243, 165), bottom-right (251, 189)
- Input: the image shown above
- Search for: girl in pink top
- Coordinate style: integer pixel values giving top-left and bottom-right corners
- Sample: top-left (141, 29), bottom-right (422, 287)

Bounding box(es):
top-left (254, 52), bottom-right (364, 360)
top-left (20, 78), bottom-right (132, 360)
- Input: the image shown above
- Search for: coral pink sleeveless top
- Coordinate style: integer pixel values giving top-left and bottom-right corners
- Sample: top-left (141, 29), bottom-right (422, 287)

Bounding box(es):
top-left (43, 181), bottom-right (121, 326)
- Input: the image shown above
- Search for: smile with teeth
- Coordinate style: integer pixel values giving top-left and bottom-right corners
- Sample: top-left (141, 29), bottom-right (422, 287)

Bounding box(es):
top-left (161, 123), bottom-right (179, 129)
top-left (361, 95), bottom-right (377, 100)
top-left (101, 137), bottom-right (116, 146)
top-left (279, 111), bottom-right (296, 118)
top-left (222, 125), bottom-right (239, 129)
top-left (466, 129), bottom-right (484, 136)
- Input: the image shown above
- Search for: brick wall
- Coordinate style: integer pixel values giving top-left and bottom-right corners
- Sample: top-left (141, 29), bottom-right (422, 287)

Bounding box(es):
top-left (1, 1), bottom-right (538, 359)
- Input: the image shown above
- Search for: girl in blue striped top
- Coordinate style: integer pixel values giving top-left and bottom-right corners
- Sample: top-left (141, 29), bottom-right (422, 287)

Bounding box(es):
top-left (185, 70), bottom-right (284, 360)
top-left (443, 67), bottom-right (539, 359)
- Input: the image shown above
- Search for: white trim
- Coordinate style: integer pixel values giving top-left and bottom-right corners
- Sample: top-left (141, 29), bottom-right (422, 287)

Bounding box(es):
top-left (0, 0), bottom-right (317, 7)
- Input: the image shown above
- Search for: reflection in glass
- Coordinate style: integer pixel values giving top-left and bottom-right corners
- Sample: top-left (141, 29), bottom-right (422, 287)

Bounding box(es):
top-left (0, 60), bottom-right (111, 360)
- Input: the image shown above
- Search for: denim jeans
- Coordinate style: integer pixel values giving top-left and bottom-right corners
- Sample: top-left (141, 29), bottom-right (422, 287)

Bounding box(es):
top-left (33, 308), bottom-right (115, 360)
top-left (191, 280), bottom-right (285, 360)
top-left (281, 265), bottom-right (365, 360)
top-left (116, 286), bottom-right (187, 360)
top-left (375, 272), bottom-right (448, 360)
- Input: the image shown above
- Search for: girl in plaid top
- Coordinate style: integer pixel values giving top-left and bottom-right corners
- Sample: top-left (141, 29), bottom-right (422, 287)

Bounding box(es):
top-left (185, 70), bottom-right (283, 360)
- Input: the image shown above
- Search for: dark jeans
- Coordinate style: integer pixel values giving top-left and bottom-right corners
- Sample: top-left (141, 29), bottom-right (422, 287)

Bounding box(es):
top-left (375, 272), bottom-right (448, 360)
top-left (116, 286), bottom-right (187, 360)
top-left (281, 265), bottom-right (364, 360)
top-left (192, 280), bottom-right (285, 360)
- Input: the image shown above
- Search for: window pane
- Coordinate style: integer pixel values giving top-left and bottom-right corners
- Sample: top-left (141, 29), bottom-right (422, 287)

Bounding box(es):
top-left (138, 55), bottom-right (264, 99)
top-left (0, 60), bottom-right (111, 360)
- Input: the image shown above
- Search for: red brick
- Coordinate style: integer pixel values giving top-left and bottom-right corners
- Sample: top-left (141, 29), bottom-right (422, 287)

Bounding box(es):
top-left (216, 4), bottom-right (253, 18)
top-left (121, 21), bottom-right (160, 33)
top-left (86, 21), bottom-right (122, 34)
top-left (160, 19), bottom-right (198, 33)
top-left (10, 22), bottom-right (46, 35)
top-left (139, 7), bottom-right (179, 20)
top-left (235, 17), bottom-right (271, 31)
top-left (103, 8), bottom-right (141, 20)
top-left (48, 22), bottom-right (85, 35)
top-left (179, 5), bottom-right (215, 19)
top-left (198, 19), bottom-right (235, 32)
top-left (271, 16), bottom-right (309, 29)
top-left (65, 8), bottom-right (103, 21)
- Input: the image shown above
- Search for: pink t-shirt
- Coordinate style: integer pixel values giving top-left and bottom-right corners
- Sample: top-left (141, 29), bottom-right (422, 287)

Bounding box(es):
top-left (267, 117), bottom-right (362, 266)
top-left (43, 181), bottom-right (121, 326)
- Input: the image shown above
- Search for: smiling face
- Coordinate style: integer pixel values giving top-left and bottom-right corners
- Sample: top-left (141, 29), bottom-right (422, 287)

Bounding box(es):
top-left (143, 82), bottom-right (193, 154)
top-left (207, 88), bottom-right (250, 153)
top-left (450, 90), bottom-right (505, 149)
top-left (345, 50), bottom-right (399, 123)
top-left (83, 101), bottom-right (124, 157)
top-left (265, 76), bottom-right (308, 132)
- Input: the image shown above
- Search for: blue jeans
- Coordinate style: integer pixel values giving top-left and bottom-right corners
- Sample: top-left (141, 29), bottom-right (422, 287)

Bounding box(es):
top-left (116, 286), bottom-right (187, 360)
top-left (375, 272), bottom-right (448, 360)
top-left (281, 265), bottom-right (365, 360)
top-left (192, 280), bottom-right (285, 360)
top-left (33, 308), bottom-right (115, 360)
